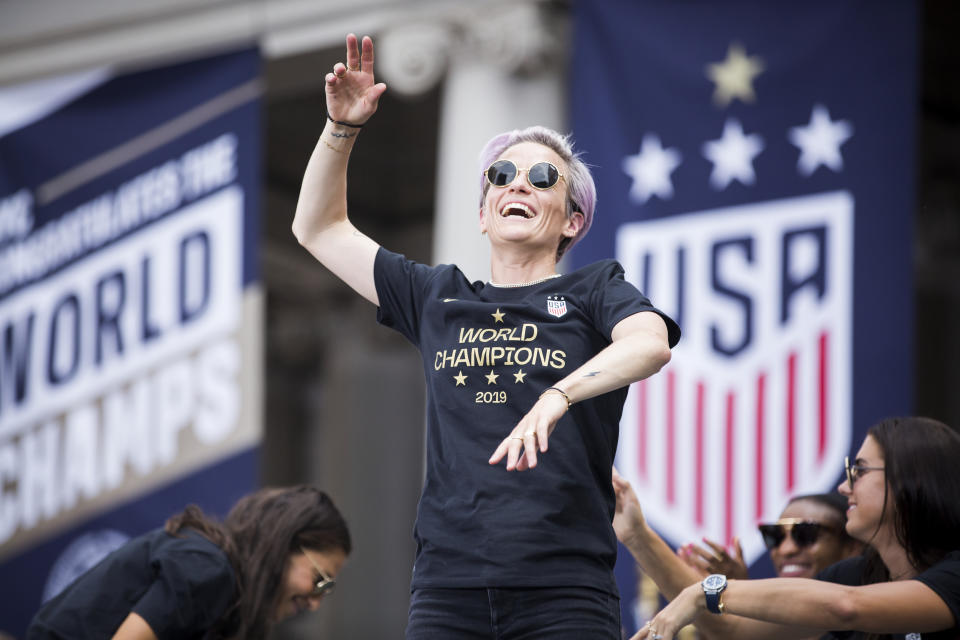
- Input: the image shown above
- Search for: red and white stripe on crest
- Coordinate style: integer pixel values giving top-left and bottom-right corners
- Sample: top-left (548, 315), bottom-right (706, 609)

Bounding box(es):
top-left (615, 192), bottom-right (853, 566)
top-left (633, 329), bottom-right (832, 544)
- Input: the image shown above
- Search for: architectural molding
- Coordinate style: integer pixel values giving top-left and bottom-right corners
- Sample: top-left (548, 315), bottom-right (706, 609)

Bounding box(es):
top-left (377, 1), bottom-right (566, 97)
top-left (0, 0), bottom-right (559, 88)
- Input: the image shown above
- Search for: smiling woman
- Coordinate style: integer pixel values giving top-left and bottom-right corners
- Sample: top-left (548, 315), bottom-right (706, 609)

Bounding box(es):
top-left (761, 494), bottom-right (861, 580)
top-left (291, 32), bottom-right (681, 640)
top-left (26, 486), bottom-right (351, 639)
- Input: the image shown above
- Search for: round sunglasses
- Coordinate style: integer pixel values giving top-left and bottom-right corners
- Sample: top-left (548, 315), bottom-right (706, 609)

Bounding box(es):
top-left (485, 159), bottom-right (566, 191)
top-left (757, 518), bottom-right (839, 551)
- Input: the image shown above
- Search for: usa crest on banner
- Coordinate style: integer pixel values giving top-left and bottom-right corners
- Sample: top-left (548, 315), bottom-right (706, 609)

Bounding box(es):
top-left (570, 0), bottom-right (917, 608)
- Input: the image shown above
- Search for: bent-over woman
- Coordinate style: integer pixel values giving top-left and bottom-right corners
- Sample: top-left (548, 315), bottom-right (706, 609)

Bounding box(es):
top-left (27, 486), bottom-right (350, 639)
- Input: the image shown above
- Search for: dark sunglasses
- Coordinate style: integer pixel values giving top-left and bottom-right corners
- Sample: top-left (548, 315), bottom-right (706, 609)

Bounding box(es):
top-left (485, 159), bottom-right (566, 191)
top-left (758, 519), bottom-right (837, 551)
top-left (300, 546), bottom-right (336, 598)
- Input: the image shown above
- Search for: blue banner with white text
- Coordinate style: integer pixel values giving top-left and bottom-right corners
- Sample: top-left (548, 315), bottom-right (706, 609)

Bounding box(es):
top-left (0, 48), bottom-right (263, 637)
top-left (570, 1), bottom-right (916, 632)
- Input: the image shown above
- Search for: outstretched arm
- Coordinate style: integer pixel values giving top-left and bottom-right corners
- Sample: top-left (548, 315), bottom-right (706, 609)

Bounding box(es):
top-left (611, 465), bottom-right (706, 600)
top-left (292, 33), bottom-right (387, 305)
top-left (611, 471), bottom-right (955, 640)
top-left (632, 575), bottom-right (955, 640)
top-left (612, 468), bottom-right (818, 640)
top-left (489, 310), bottom-right (671, 470)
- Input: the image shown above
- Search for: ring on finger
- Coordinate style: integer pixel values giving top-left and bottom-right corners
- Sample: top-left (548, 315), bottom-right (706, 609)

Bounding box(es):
top-left (510, 436), bottom-right (524, 442)
top-left (524, 431), bottom-right (537, 438)
top-left (348, 64), bottom-right (360, 71)
top-left (652, 635), bottom-right (664, 640)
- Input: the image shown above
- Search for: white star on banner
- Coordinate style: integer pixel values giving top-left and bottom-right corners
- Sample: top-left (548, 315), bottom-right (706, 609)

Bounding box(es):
top-left (701, 118), bottom-right (765, 190)
top-left (789, 104), bottom-right (854, 176)
top-left (622, 134), bottom-right (682, 204)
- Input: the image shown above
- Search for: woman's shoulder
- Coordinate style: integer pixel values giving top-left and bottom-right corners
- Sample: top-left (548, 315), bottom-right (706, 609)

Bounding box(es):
top-left (377, 247), bottom-right (473, 286)
top-left (152, 529), bottom-right (232, 573)
top-left (565, 258), bottom-right (626, 283)
top-left (923, 550), bottom-right (960, 573)
top-left (147, 530), bottom-right (236, 602)
top-left (815, 554), bottom-right (869, 585)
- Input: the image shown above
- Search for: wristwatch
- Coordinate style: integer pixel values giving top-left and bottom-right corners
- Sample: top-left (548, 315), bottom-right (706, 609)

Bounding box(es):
top-left (702, 573), bottom-right (728, 614)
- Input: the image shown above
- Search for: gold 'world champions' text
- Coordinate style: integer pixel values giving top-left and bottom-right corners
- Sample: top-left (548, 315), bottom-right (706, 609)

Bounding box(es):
top-left (434, 323), bottom-right (567, 371)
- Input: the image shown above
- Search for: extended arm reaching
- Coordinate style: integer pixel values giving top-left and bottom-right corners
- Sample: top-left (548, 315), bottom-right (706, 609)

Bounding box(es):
top-left (633, 575), bottom-right (955, 640)
top-left (490, 310), bottom-right (672, 470)
top-left (292, 33), bottom-right (387, 305)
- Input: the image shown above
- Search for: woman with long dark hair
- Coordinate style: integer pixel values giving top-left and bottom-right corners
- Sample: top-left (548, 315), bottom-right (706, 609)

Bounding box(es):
top-left (621, 416), bottom-right (960, 640)
top-left (27, 485), bottom-right (351, 639)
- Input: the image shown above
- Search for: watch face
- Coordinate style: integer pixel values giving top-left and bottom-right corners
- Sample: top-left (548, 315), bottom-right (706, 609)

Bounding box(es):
top-left (703, 574), bottom-right (725, 589)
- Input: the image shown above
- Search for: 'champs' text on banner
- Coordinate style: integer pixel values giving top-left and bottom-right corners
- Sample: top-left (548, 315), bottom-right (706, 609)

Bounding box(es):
top-left (0, 49), bottom-right (262, 637)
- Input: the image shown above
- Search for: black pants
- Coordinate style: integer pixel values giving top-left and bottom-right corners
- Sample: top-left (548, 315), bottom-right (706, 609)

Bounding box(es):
top-left (406, 586), bottom-right (621, 639)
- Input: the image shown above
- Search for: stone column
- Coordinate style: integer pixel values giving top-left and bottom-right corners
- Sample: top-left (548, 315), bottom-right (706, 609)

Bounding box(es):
top-left (379, 1), bottom-right (569, 282)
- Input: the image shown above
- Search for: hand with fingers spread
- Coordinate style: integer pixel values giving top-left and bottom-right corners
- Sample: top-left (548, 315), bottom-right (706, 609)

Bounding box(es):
top-left (324, 33), bottom-right (387, 130)
top-left (488, 387), bottom-right (569, 471)
top-left (677, 537), bottom-right (748, 580)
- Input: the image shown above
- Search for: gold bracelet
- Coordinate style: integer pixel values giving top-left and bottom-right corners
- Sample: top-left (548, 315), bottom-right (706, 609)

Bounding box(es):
top-left (540, 386), bottom-right (572, 408)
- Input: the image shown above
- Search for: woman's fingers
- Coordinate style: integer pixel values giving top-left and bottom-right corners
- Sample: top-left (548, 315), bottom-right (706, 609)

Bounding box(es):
top-left (488, 438), bottom-right (511, 465)
top-left (489, 395), bottom-right (563, 470)
top-left (345, 33), bottom-right (361, 71)
top-left (326, 34), bottom-right (385, 123)
top-left (701, 537), bottom-right (727, 557)
top-left (536, 422), bottom-right (549, 453)
top-left (489, 429), bottom-right (547, 471)
top-left (523, 430), bottom-right (539, 468)
top-left (633, 620), bottom-right (670, 640)
top-left (361, 35), bottom-right (375, 73)
top-left (488, 434), bottom-right (525, 469)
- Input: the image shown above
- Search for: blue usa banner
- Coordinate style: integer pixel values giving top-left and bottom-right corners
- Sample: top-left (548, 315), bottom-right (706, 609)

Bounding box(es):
top-left (570, 1), bottom-right (916, 631)
top-left (0, 49), bottom-right (262, 637)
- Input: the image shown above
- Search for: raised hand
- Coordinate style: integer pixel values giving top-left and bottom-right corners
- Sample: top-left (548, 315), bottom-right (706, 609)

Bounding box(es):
top-left (325, 33), bottom-right (387, 127)
top-left (677, 537), bottom-right (748, 580)
top-left (612, 466), bottom-right (647, 548)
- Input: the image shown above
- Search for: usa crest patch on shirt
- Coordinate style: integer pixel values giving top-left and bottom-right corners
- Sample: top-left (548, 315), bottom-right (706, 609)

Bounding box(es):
top-left (546, 295), bottom-right (567, 318)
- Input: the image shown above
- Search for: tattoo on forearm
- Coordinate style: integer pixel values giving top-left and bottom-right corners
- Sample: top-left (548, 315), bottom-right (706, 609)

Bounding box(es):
top-left (582, 371), bottom-right (602, 378)
top-left (330, 130), bottom-right (358, 139)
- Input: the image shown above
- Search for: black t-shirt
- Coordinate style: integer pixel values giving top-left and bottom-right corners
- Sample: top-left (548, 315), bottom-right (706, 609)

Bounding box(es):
top-left (27, 529), bottom-right (236, 640)
top-left (374, 248), bottom-right (681, 595)
top-left (816, 551), bottom-right (960, 639)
